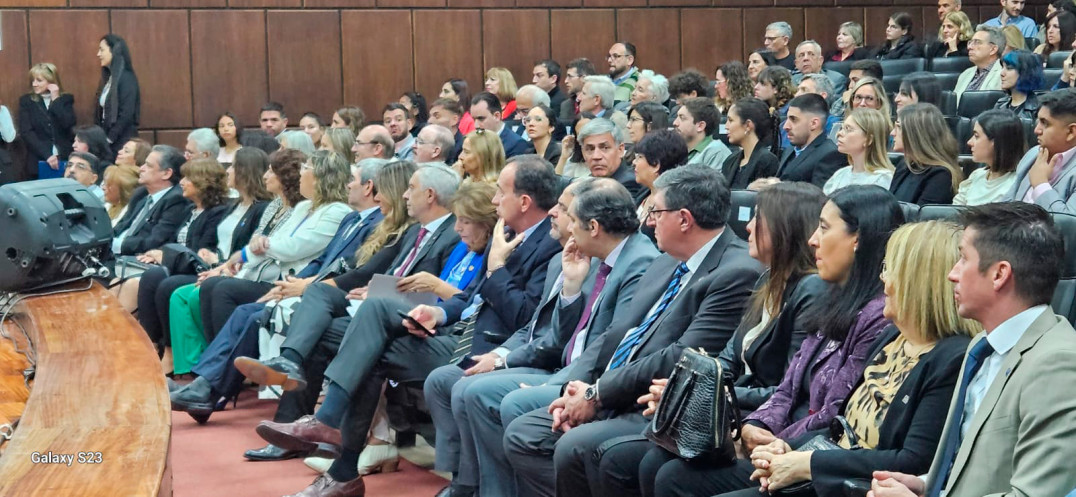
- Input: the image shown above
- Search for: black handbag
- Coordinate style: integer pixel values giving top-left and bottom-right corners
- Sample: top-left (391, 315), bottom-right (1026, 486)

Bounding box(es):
top-left (776, 416), bottom-right (860, 495)
top-left (161, 243), bottom-right (210, 276)
top-left (643, 347), bottom-right (743, 460)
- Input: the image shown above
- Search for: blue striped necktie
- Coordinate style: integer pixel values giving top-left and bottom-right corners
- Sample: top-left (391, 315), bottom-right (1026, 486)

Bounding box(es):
top-left (607, 262), bottom-right (689, 371)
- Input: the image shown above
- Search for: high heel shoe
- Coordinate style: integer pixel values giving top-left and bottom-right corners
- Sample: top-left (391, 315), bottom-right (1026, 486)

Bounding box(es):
top-left (357, 443), bottom-right (399, 475)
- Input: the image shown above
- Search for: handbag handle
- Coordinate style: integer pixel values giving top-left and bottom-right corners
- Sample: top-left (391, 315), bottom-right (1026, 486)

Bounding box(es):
top-left (723, 372), bottom-right (744, 441)
top-left (651, 368), bottom-right (694, 433)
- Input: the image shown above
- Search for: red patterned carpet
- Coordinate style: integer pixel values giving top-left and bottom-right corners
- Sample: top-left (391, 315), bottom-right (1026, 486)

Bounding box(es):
top-left (171, 390), bottom-right (447, 497)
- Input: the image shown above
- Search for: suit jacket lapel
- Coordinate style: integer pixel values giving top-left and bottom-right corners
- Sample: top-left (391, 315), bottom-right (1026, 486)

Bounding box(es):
top-left (411, 214), bottom-right (455, 267)
top-left (388, 223), bottom-right (422, 270)
top-left (597, 254), bottom-right (677, 363)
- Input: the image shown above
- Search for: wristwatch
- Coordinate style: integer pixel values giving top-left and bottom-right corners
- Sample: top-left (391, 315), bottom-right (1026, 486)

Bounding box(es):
top-left (583, 384), bottom-right (599, 404)
top-left (493, 357), bottom-right (505, 370)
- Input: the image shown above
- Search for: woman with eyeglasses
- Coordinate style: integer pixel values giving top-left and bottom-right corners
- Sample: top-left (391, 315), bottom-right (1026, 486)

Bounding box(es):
top-left (626, 101), bottom-right (671, 146)
top-left (825, 108), bottom-right (895, 195)
top-left (996, 50), bottom-right (1045, 120)
top-left (830, 77), bottom-right (891, 143)
top-left (890, 104), bottom-right (961, 206)
top-left (525, 104), bottom-right (561, 164)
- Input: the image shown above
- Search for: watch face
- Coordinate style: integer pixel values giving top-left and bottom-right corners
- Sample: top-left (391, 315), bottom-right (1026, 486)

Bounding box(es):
top-left (584, 386), bottom-right (596, 401)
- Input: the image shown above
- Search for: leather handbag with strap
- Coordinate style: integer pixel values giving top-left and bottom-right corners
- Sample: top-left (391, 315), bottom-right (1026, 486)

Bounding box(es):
top-left (644, 347), bottom-right (743, 460)
top-left (776, 416), bottom-right (861, 496)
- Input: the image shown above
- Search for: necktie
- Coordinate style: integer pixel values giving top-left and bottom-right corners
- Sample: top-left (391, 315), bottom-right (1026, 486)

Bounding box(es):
top-left (128, 196), bottom-right (156, 234)
top-left (395, 227), bottom-right (429, 277)
top-left (607, 262), bottom-right (689, 371)
top-left (564, 263), bottom-right (611, 366)
top-left (928, 338), bottom-right (995, 497)
top-left (449, 302), bottom-right (483, 363)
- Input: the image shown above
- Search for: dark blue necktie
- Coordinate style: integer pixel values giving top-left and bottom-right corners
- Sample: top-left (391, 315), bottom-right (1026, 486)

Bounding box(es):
top-left (607, 262), bottom-right (689, 371)
top-left (929, 338), bottom-right (995, 497)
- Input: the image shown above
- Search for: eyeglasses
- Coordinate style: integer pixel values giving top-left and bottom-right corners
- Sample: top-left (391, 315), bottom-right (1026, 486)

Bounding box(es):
top-left (646, 206), bottom-right (677, 221)
top-left (629, 116), bottom-right (646, 124)
top-left (607, 53), bottom-right (627, 60)
top-left (354, 140), bottom-right (374, 147)
top-left (522, 116), bottom-right (545, 124)
top-left (853, 94), bottom-right (877, 104)
top-left (415, 138), bottom-right (429, 146)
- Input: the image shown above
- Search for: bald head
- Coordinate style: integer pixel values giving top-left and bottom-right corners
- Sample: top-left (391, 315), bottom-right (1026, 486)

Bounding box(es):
top-left (354, 124), bottom-right (394, 160)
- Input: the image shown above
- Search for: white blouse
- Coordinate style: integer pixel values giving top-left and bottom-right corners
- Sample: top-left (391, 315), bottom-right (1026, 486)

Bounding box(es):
top-left (953, 168), bottom-right (1016, 206)
top-left (823, 166), bottom-right (894, 195)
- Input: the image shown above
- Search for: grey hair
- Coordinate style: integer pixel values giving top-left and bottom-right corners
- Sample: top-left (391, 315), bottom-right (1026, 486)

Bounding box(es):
top-left (637, 69), bottom-right (670, 104)
top-left (804, 73), bottom-right (836, 103)
top-left (975, 25), bottom-right (1007, 53)
top-left (796, 39), bottom-right (823, 55)
top-left (840, 21), bottom-right (864, 46)
top-left (424, 124), bottom-right (457, 160)
top-left (583, 75), bottom-right (616, 110)
top-left (277, 129), bottom-right (317, 157)
top-left (415, 163), bottom-right (461, 208)
top-left (767, 21), bottom-right (793, 39)
top-left (578, 117), bottom-right (625, 146)
top-left (188, 128), bottom-right (221, 158)
top-left (356, 157), bottom-right (391, 183)
top-left (653, 164), bottom-right (729, 230)
top-left (570, 179), bottom-right (639, 237)
top-left (517, 84), bottom-right (551, 107)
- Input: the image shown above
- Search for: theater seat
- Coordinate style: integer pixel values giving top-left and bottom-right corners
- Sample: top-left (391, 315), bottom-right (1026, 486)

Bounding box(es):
top-left (727, 189), bottom-right (757, 241)
top-left (957, 91), bottom-right (1006, 119)
top-left (945, 116), bottom-right (973, 154)
top-left (959, 156), bottom-right (981, 181)
top-left (930, 57), bottom-right (973, 74)
top-left (1050, 212), bottom-right (1076, 325)
top-left (1020, 118), bottom-right (1038, 150)
top-left (1044, 68), bottom-right (1064, 90)
top-left (1048, 50), bottom-right (1072, 68)
top-left (918, 204), bottom-right (965, 222)
top-left (937, 73), bottom-right (960, 92)
top-left (940, 91), bottom-right (958, 116)
top-left (822, 60), bottom-right (854, 77)
top-left (881, 58), bottom-right (927, 94)
top-left (898, 202), bottom-right (920, 223)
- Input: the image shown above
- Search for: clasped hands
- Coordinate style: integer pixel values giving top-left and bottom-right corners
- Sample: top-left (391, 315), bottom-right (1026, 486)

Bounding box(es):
top-left (549, 380), bottom-right (599, 433)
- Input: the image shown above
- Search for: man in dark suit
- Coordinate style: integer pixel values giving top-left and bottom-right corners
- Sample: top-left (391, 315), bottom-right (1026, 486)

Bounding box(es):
top-left (429, 178), bottom-right (659, 497)
top-left (111, 144), bottom-right (192, 256)
top-left (779, 94), bottom-right (846, 187)
top-left (579, 118), bottom-right (647, 200)
top-left (429, 98), bottom-right (465, 164)
top-left (533, 59), bottom-right (567, 115)
top-left (471, 92), bottom-right (534, 159)
top-left (503, 165), bottom-right (764, 497)
top-left (251, 156), bottom-right (563, 497)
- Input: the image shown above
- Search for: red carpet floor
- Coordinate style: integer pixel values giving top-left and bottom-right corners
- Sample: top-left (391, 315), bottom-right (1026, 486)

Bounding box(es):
top-left (171, 390), bottom-right (448, 497)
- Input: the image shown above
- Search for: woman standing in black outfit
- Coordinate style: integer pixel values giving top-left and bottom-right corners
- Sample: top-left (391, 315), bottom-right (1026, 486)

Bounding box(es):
top-left (890, 104), bottom-right (961, 205)
top-left (95, 34), bottom-right (140, 157)
top-left (18, 63), bottom-right (76, 179)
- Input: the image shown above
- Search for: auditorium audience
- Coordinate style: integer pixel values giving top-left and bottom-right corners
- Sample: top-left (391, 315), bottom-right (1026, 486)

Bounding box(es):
top-left (580, 118), bottom-right (646, 200)
top-left (779, 94), bottom-right (846, 187)
top-left (116, 137), bottom-right (151, 168)
top-left (555, 113), bottom-right (596, 179)
top-left (18, 62), bottom-right (75, 178)
top-left (561, 58), bottom-right (597, 122)
top-left (609, 42), bottom-right (641, 103)
top-left (722, 98), bottom-right (779, 189)
top-left (532, 60), bottom-right (567, 114)
top-left (826, 22), bottom-right (869, 62)
top-left (579, 75), bottom-right (629, 131)
top-left (927, 11), bottom-right (974, 58)
top-left (95, 34), bottom-right (140, 157)
top-left (441, 78), bottom-right (476, 135)
top-left (524, 105), bottom-right (561, 165)
top-left (332, 106), bottom-right (366, 140)
top-left (185, 128), bottom-right (220, 161)
top-left (825, 108), bottom-right (895, 195)
top-left (984, 0), bottom-right (1039, 37)
top-left (792, 40), bottom-right (849, 94)
top-left (1002, 24), bottom-right (1028, 53)
top-left (65, 152), bottom-right (102, 198)
top-left (241, 129), bottom-right (281, 155)
top-left (596, 181), bottom-right (828, 496)
top-left (715, 61), bottom-right (754, 115)
top-left (890, 104), bottom-right (960, 205)
top-left (485, 67), bottom-right (519, 121)
top-left (894, 72), bottom-right (943, 111)
top-left (400, 94), bottom-right (427, 137)
top-left (675, 97), bottom-right (732, 170)
top-left (668, 69), bottom-right (711, 103)
top-left (102, 163), bottom-right (140, 224)
top-left (1035, 10), bottom-right (1076, 57)
top-left (299, 112), bottom-right (325, 148)
top-left (956, 26), bottom-right (1006, 99)
top-left (455, 129), bottom-right (506, 184)
top-left (413, 124), bottom-right (455, 166)
top-left (511, 85), bottom-right (551, 132)
top-left (259, 102), bottom-right (288, 137)
top-left (215, 112), bottom-right (243, 164)
top-left (996, 50), bottom-right (1045, 119)
top-left (874, 13), bottom-right (924, 60)
top-left (797, 74), bottom-right (843, 125)
top-left (633, 129), bottom-right (688, 222)
top-left (956, 109), bottom-right (1023, 205)
top-left (383, 103), bottom-right (416, 161)
top-left (764, 22), bottom-right (796, 70)
top-left (747, 50), bottom-right (779, 82)
top-left (352, 124), bottom-right (395, 163)
top-left (1005, 88), bottom-right (1076, 212)
top-left (630, 70), bottom-right (671, 108)
top-left (755, 66), bottom-right (796, 131)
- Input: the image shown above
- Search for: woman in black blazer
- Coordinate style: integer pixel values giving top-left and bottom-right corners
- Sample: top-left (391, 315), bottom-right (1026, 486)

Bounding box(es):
top-left (890, 104), bottom-right (961, 206)
top-left (727, 221), bottom-right (980, 497)
top-left (722, 97), bottom-right (779, 189)
top-left (95, 34), bottom-right (140, 157)
top-left (18, 63), bottom-right (76, 179)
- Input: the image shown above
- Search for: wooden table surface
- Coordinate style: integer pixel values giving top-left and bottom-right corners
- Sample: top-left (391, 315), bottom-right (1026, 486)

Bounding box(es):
top-left (0, 281), bottom-right (171, 497)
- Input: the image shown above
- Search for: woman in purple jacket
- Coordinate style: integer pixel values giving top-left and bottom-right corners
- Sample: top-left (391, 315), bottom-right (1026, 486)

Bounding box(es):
top-left (638, 185), bottom-right (902, 497)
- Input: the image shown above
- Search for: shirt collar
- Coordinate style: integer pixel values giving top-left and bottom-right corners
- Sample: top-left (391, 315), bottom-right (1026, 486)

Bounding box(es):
top-left (977, 60), bottom-right (997, 73)
top-left (147, 185), bottom-right (173, 204)
top-left (1051, 143), bottom-right (1076, 166)
top-left (518, 217), bottom-right (543, 242)
top-left (685, 229), bottom-right (724, 275)
top-left (691, 135), bottom-right (714, 154)
top-left (422, 212), bottom-right (451, 234)
top-left (613, 67), bottom-right (637, 86)
top-left (594, 109), bottom-right (607, 118)
top-left (985, 304), bottom-right (1047, 355)
top-left (358, 206), bottom-right (380, 222)
top-left (603, 236), bottom-right (629, 268)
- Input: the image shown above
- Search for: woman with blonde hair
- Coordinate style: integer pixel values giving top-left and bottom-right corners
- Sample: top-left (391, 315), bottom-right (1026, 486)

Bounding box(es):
top-left (454, 129), bottom-right (505, 184)
top-left (827, 21), bottom-right (870, 61)
top-left (928, 11), bottom-right (974, 58)
top-left (830, 77), bottom-right (891, 142)
top-left (739, 221), bottom-right (980, 496)
top-left (102, 163), bottom-right (140, 223)
top-left (320, 127), bottom-right (356, 165)
top-left (485, 67), bottom-right (520, 120)
top-left (331, 106), bottom-right (365, 138)
top-left (1002, 25), bottom-right (1027, 54)
top-left (890, 103), bottom-right (960, 205)
top-left (825, 108), bottom-right (894, 194)
top-left (18, 62), bottom-right (76, 176)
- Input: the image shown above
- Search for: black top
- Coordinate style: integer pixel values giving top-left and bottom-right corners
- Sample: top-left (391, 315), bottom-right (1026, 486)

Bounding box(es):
top-left (17, 93), bottom-right (76, 171)
top-left (889, 160), bottom-right (955, 206)
top-left (777, 133), bottom-right (847, 187)
top-left (994, 93), bottom-right (1041, 121)
top-left (94, 69), bottom-right (141, 156)
top-left (225, 200), bottom-right (270, 258)
top-left (874, 35), bottom-right (924, 60)
top-left (721, 142), bottom-right (780, 190)
top-left (548, 86), bottom-right (568, 117)
top-left (182, 203), bottom-right (230, 252)
top-left (774, 52), bottom-right (797, 71)
top-left (925, 39), bottom-right (969, 58)
top-left (541, 141), bottom-right (562, 166)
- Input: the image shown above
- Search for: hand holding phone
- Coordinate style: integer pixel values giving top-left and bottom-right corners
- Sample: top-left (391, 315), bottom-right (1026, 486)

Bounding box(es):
top-left (398, 309), bottom-right (434, 337)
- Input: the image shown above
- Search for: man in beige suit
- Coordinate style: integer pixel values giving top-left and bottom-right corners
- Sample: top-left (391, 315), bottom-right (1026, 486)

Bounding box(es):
top-left (954, 25), bottom-right (1005, 102)
top-left (870, 202), bottom-right (1076, 497)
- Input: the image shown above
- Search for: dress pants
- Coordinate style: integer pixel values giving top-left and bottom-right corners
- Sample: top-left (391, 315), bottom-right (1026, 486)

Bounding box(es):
top-left (593, 435), bottom-right (652, 497)
top-left (277, 282), bottom-right (351, 359)
top-left (503, 408), bottom-right (649, 497)
top-left (135, 265), bottom-right (196, 351)
top-left (644, 448), bottom-right (757, 497)
top-left (424, 366), bottom-right (549, 494)
top-left (192, 302), bottom-right (266, 398)
top-left (198, 276), bottom-right (273, 341)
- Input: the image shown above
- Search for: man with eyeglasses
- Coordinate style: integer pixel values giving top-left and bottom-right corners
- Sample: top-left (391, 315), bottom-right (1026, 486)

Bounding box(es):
top-left (506, 85), bottom-right (552, 141)
top-left (65, 151), bottom-right (104, 199)
top-left (607, 42), bottom-right (639, 105)
top-left (413, 124), bottom-right (456, 166)
top-left (764, 22), bottom-right (796, 71)
top-left (184, 128), bottom-right (220, 162)
top-left (955, 26), bottom-right (1006, 101)
top-left (351, 124), bottom-right (394, 162)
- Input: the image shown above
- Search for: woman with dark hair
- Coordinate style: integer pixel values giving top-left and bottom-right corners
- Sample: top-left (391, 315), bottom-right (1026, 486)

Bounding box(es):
top-left (1036, 11), bottom-right (1076, 59)
top-left (927, 11), bottom-right (973, 58)
top-left (722, 97), bottom-right (780, 189)
top-left (956, 109), bottom-right (1024, 205)
top-left (299, 112), bottom-right (325, 148)
top-left (400, 92), bottom-right (428, 137)
top-left (524, 104), bottom-right (561, 164)
top-left (440, 78), bottom-right (475, 135)
top-left (874, 12), bottom-right (924, 60)
top-left (747, 50), bottom-right (779, 82)
top-left (555, 112), bottom-right (596, 178)
top-left (632, 128), bottom-right (688, 221)
top-left (891, 103), bottom-right (961, 205)
top-left (626, 101), bottom-right (671, 145)
top-left (597, 182), bottom-right (829, 496)
top-left (893, 72), bottom-right (942, 111)
top-left (19, 62), bottom-right (76, 177)
top-left (73, 125), bottom-right (112, 168)
top-left (715, 61), bottom-right (754, 115)
top-left (331, 106), bottom-right (365, 139)
top-left (95, 33), bottom-right (140, 157)
top-left (996, 50), bottom-right (1046, 120)
top-left (636, 185), bottom-right (901, 497)
top-left (216, 112), bottom-right (243, 164)
top-left (116, 137), bottom-right (151, 168)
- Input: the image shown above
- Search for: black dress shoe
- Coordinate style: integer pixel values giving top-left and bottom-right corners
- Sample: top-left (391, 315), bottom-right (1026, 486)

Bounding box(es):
top-left (244, 443), bottom-right (305, 461)
top-left (234, 355), bottom-right (308, 391)
top-left (170, 380), bottom-right (215, 414)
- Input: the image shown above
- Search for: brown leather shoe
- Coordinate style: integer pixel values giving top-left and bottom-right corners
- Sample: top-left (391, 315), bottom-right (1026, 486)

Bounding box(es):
top-left (256, 415), bottom-right (342, 458)
top-left (283, 474), bottom-right (365, 497)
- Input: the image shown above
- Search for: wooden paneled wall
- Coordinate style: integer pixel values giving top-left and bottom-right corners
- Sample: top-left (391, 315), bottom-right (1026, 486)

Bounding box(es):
top-left (0, 0), bottom-right (1048, 148)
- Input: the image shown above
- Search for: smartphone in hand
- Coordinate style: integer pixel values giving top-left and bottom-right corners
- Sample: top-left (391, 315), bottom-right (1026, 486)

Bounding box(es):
top-left (456, 356), bottom-right (478, 370)
top-left (397, 309), bottom-right (434, 337)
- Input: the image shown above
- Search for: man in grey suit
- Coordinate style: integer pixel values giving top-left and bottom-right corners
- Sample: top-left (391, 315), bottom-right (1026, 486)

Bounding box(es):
top-left (1004, 89), bottom-right (1076, 214)
top-left (871, 202), bottom-right (1076, 497)
top-left (504, 165), bottom-right (764, 497)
